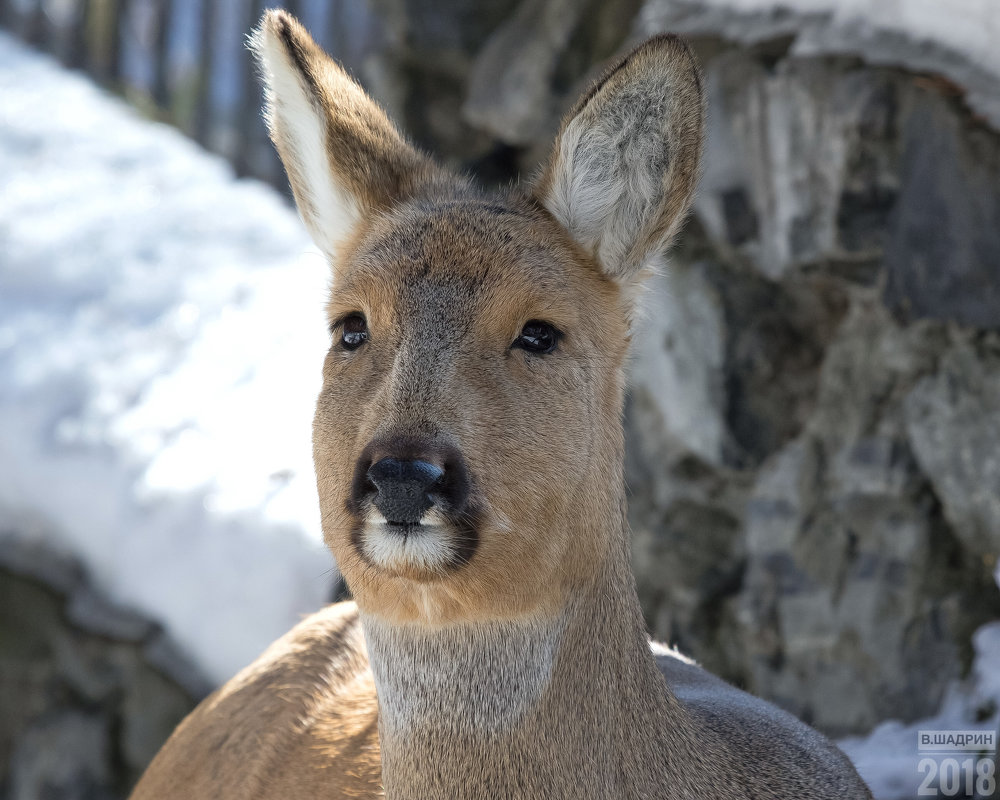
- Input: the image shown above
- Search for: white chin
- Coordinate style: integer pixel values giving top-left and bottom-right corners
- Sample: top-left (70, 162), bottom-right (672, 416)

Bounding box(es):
top-left (361, 512), bottom-right (454, 572)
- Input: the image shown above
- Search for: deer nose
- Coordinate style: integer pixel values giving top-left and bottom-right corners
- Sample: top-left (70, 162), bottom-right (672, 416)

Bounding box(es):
top-left (366, 458), bottom-right (444, 525)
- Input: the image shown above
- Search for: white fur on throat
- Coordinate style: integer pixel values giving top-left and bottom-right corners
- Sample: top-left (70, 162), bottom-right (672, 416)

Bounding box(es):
top-left (363, 613), bottom-right (564, 733)
top-left (252, 25), bottom-right (360, 261)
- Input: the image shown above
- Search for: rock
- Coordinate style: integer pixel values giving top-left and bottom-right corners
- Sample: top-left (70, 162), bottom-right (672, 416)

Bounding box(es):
top-left (625, 389), bottom-right (752, 681)
top-left (464, 0), bottom-right (641, 146)
top-left (629, 292), bottom-right (1000, 735)
top-left (883, 87), bottom-right (1000, 328)
top-left (0, 527), bottom-right (85, 595)
top-left (632, 497), bottom-right (746, 678)
top-left (0, 536), bottom-right (205, 796)
top-left (687, 52), bottom-right (914, 285)
top-left (904, 336), bottom-right (1000, 558)
top-left (7, 712), bottom-right (113, 800)
top-left (710, 265), bottom-right (848, 468)
top-left (363, 0), bottom-right (523, 173)
top-left (639, 1), bottom-right (1000, 328)
top-left (630, 262), bottom-right (728, 467)
top-left (143, 631), bottom-right (215, 701)
top-left (463, 0), bottom-right (584, 145)
top-left (694, 52), bottom-right (856, 279)
top-left (119, 656), bottom-right (201, 781)
top-left (66, 587), bottom-right (155, 643)
top-left (736, 300), bottom-right (1000, 734)
top-left (638, 0), bottom-right (1000, 132)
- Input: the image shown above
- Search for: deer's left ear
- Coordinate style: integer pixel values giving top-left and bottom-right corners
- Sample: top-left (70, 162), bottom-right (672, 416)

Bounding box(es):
top-left (532, 35), bottom-right (705, 283)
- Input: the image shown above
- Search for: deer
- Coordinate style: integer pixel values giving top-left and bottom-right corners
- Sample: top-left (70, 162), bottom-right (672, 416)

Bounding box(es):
top-left (130, 10), bottom-right (873, 800)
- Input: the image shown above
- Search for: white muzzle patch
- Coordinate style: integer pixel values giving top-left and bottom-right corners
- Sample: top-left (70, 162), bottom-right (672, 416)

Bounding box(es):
top-left (361, 509), bottom-right (455, 572)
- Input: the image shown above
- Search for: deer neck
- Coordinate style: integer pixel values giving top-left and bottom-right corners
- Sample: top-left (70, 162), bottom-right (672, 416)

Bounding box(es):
top-left (361, 536), bottom-right (704, 800)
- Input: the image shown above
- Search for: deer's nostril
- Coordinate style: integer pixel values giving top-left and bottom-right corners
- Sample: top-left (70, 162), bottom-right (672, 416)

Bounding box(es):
top-left (366, 458), bottom-right (444, 525)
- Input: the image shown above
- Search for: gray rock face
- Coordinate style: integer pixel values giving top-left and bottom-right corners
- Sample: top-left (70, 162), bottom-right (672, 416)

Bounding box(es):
top-left (626, 39), bottom-right (1000, 733)
top-left (881, 89), bottom-right (1000, 329)
top-left (630, 265), bottom-right (727, 466)
top-left (736, 302), bottom-right (998, 733)
top-left (362, 0), bottom-right (1000, 737)
top-left (0, 533), bottom-right (207, 798)
top-left (905, 339), bottom-right (1000, 558)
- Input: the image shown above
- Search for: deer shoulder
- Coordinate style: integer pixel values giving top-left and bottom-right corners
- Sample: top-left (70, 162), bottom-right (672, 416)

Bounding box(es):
top-left (131, 602), bottom-right (380, 799)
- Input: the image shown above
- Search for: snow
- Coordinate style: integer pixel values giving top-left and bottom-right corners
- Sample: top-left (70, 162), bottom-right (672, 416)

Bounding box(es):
top-left (696, 0), bottom-right (1000, 78)
top-left (0, 32), bottom-right (334, 685)
top-left (641, 0), bottom-right (1000, 130)
top-left (840, 623), bottom-right (1000, 799)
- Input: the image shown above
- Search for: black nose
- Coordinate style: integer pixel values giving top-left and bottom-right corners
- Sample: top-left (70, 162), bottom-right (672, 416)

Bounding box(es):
top-left (367, 458), bottom-right (444, 525)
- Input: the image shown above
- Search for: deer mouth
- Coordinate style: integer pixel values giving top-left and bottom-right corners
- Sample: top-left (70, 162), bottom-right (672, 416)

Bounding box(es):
top-left (352, 507), bottom-right (479, 579)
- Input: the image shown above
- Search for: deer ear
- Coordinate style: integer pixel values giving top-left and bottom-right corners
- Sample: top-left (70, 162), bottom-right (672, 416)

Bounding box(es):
top-left (533, 36), bottom-right (705, 283)
top-left (251, 10), bottom-right (435, 263)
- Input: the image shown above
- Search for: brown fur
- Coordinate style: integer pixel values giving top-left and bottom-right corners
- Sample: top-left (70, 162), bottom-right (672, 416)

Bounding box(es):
top-left (130, 11), bottom-right (872, 800)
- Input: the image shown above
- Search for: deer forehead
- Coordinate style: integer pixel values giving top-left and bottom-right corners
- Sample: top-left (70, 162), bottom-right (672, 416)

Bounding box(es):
top-left (329, 199), bottom-right (620, 341)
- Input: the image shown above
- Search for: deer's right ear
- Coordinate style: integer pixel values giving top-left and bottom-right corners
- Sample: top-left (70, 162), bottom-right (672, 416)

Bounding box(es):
top-left (533, 36), bottom-right (704, 285)
top-left (251, 10), bottom-right (434, 264)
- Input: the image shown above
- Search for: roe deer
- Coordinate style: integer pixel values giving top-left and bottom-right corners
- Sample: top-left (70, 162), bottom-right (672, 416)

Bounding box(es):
top-left (130, 10), bottom-right (873, 799)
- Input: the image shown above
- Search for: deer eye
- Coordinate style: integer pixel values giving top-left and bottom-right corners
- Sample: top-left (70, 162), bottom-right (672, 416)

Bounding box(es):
top-left (340, 314), bottom-right (369, 350)
top-left (513, 320), bottom-right (561, 355)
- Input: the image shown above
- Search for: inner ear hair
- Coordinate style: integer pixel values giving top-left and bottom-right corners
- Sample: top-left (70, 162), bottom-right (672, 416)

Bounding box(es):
top-left (533, 35), bottom-right (705, 284)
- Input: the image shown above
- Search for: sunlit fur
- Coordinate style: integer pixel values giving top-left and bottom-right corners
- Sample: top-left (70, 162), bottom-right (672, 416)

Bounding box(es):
top-left (131, 11), bottom-right (872, 800)
top-left (251, 20), bottom-right (359, 261)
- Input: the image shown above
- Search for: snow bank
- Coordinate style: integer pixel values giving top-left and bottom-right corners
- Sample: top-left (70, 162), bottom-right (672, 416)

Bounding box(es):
top-left (841, 623), bottom-right (1000, 799)
top-left (641, 0), bottom-right (1000, 130)
top-left (700, 0), bottom-right (1000, 77)
top-left (0, 32), bottom-right (333, 685)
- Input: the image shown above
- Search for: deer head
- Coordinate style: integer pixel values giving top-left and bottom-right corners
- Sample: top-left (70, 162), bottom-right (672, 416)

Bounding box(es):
top-left (252, 10), bottom-right (704, 627)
